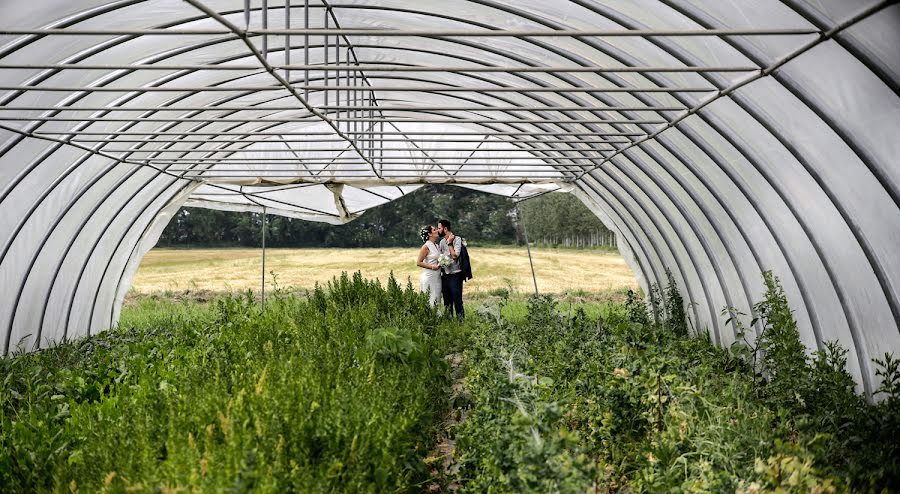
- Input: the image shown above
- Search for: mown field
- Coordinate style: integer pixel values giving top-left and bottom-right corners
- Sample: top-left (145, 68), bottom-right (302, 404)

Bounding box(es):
top-left (2, 273), bottom-right (899, 492)
top-left (129, 246), bottom-right (638, 297)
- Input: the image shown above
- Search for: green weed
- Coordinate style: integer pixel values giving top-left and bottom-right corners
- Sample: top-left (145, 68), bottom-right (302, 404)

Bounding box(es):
top-left (0, 272), bottom-right (463, 493)
top-left (452, 272), bottom-right (900, 492)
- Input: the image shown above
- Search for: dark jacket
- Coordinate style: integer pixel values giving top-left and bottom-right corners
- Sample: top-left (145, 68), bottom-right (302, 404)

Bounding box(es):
top-left (458, 238), bottom-right (473, 281)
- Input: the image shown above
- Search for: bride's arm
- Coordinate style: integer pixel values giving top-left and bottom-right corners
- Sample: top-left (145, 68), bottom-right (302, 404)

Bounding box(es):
top-left (416, 245), bottom-right (437, 270)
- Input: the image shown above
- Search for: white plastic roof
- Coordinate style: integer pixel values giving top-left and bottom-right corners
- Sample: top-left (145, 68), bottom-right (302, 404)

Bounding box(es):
top-left (1, 0), bottom-right (898, 396)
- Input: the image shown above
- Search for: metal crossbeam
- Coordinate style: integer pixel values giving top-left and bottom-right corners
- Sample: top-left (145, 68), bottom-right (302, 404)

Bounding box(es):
top-left (168, 167), bottom-right (581, 171)
top-left (141, 157), bottom-right (606, 163)
top-left (0, 27), bottom-right (820, 36)
top-left (0, 63), bottom-right (761, 73)
top-left (0, 84), bottom-right (714, 93)
top-left (101, 146), bottom-right (616, 152)
top-left (181, 177), bottom-right (565, 183)
top-left (0, 115), bottom-right (667, 125)
top-left (0, 105), bottom-right (685, 112)
top-left (180, 174), bottom-right (565, 178)
top-left (32, 130), bottom-right (645, 136)
top-left (65, 138), bottom-right (632, 144)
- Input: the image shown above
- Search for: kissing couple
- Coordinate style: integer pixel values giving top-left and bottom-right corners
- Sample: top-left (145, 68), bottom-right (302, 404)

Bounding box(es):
top-left (416, 219), bottom-right (468, 320)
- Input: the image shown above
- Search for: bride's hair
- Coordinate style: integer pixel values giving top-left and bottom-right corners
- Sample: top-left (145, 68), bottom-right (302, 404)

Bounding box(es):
top-left (419, 225), bottom-right (433, 243)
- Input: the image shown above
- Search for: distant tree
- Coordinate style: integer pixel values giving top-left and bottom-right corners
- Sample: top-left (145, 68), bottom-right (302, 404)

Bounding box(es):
top-left (518, 193), bottom-right (611, 243)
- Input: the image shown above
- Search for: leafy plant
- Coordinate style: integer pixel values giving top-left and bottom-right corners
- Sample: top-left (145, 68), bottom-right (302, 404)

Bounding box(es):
top-left (0, 272), bottom-right (462, 493)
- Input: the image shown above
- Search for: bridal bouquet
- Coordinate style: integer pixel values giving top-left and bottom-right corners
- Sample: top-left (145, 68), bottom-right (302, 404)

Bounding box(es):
top-left (438, 254), bottom-right (452, 270)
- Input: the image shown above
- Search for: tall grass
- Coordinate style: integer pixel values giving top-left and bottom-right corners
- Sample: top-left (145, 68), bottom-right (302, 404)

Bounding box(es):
top-left (4, 271), bottom-right (899, 492)
top-left (1, 272), bottom-right (460, 493)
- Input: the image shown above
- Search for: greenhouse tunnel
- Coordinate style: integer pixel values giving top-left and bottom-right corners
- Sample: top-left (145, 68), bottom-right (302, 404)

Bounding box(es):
top-left (0, 0), bottom-right (898, 398)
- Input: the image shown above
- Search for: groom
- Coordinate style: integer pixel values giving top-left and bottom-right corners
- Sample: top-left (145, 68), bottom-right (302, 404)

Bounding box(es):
top-left (437, 219), bottom-right (464, 320)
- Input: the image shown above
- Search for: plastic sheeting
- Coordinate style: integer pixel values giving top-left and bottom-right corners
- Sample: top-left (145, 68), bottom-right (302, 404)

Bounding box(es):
top-left (0, 0), bottom-right (897, 397)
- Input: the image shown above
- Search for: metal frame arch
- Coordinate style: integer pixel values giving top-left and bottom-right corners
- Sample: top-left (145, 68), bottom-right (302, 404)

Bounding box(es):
top-left (588, 155), bottom-right (714, 341)
top-left (671, 117), bottom-right (823, 342)
top-left (1, 1), bottom-right (694, 171)
top-left (0, 0), bottom-right (896, 390)
top-left (566, 0), bottom-right (877, 393)
top-left (573, 179), bottom-right (665, 296)
top-left (0, 2), bottom-right (776, 348)
top-left (568, 183), bottom-right (654, 298)
top-left (664, 0), bottom-right (900, 343)
top-left (0, 9), bottom-right (768, 230)
top-left (576, 174), bottom-right (672, 317)
top-left (637, 126), bottom-right (772, 338)
top-left (617, 143), bottom-right (742, 342)
top-left (779, 0), bottom-right (899, 96)
top-left (85, 179), bottom-right (201, 333)
top-left (6, 76), bottom-right (353, 351)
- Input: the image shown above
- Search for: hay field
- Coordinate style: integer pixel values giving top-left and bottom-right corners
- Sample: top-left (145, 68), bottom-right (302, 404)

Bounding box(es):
top-left (130, 246), bottom-right (638, 296)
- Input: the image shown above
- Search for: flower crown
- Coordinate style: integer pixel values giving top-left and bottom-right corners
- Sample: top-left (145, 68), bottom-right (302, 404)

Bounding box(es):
top-left (419, 226), bottom-right (431, 242)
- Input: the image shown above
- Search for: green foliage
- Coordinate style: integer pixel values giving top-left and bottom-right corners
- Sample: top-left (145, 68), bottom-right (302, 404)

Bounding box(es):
top-left (663, 270), bottom-right (688, 338)
top-left (720, 272), bottom-right (900, 489)
top-left (4, 271), bottom-right (899, 492)
top-left (453, 272), bottom-right (900, 492)
top-left (0, 273), bottom-right (462, 493)
top-left (755, 271), bottom-right (811, 411)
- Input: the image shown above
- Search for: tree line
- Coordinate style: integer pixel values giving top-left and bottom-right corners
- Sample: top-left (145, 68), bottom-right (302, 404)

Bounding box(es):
top-left (156, 185), bottom-right (613, 248)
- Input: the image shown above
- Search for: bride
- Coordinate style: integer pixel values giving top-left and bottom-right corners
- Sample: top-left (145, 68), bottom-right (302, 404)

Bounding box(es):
top-left (416, 225), bottom-right (442, 306)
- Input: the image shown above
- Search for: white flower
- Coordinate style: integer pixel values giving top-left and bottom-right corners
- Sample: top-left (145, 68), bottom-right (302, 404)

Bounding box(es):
top-left (438, 254), bottom-right (452, 269)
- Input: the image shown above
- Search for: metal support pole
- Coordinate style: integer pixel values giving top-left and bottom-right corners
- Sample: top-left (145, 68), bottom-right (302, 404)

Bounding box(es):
top-left (515, 202), bottom-right (539, 295)
top-left (323, 11), bottom-right (328, 106)
top-left (369, 93), bottom-right (374, 160)
top-left (349, 66), bottom-right (354, 145)
top-left (284, 0), bottom-right (290, 82)
top-left (335, 33), bottom-right (340, 132)
top-left (261, 0), bottom-right (268, 57)
top-left (303, 0), bottom-right (308, 101)
top-left (261, 208), bottom-right (267, 310)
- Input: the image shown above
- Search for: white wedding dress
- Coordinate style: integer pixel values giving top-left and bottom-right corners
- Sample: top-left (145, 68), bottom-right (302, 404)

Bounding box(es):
top-left (419, 240), bottom-right (442, 306)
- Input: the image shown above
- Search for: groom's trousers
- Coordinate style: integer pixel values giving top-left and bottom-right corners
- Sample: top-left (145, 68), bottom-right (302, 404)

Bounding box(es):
top-left (442, 272), bottom-right (465, 320)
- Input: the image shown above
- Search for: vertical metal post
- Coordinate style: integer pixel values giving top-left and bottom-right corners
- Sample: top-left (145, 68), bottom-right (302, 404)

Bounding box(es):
top-left (335, 34), bottom-right (340, 130)
top-left (352, 67), bottom-right (357, 141)
top-left (303, 0), bottom-right (309, 101)
top-left (369, 93), bottom-right (374, 160)
top-left (350, 67), bottom-right (354, 140)
top-left (243, 0), bottom-right (251, 29)
top-left (261, 0), bottom-right (268, 57)
top-left (323, 10), bottom-right (328, 106)
top-left (284, 0), bottom-right (290, 82)
top-left (261, 208), bottom-right (267, 310)
top-left (515, 202), bottom-right (539, 295)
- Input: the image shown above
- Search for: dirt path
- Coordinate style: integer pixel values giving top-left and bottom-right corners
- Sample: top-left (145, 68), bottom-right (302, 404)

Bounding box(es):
top-left (425, 353), bottom-right (468, 492)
